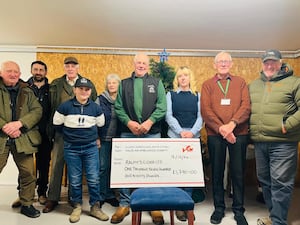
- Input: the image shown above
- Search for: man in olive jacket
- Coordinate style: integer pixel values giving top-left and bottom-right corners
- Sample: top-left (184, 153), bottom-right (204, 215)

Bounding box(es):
top-left (249, 50), bottom-right (300, 225)
top-left (0, 61), bottom-right (42, 218)
top-left (43, 56), bottom-right (97, 213)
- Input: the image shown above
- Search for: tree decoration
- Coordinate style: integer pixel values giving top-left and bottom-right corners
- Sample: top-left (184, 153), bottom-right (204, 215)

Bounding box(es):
top-left (158, 48), bottom-right (170, 62)
top-left (150, 49), bottom-right (176, 138)
top-left (150, 49), bottom-right (175, 92)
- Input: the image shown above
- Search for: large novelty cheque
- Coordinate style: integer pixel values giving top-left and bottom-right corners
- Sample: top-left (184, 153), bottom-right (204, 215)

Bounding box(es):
top-left (110, 138), bottom-right (204, 188)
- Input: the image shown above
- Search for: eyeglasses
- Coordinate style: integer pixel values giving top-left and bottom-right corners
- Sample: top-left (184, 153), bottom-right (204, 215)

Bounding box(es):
top-left (216, 60), bottom-right (232, 65)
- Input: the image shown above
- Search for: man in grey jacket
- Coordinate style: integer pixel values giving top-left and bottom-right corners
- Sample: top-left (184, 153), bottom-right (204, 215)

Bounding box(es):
top-left (0, 61), bottom-right (42, 218)
top-left (249, 50), bottom-right (300, 225)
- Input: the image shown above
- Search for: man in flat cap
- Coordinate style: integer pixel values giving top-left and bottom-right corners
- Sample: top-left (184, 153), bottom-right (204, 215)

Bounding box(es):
top-left (249, 50), bottom-right (300, 225)
top-left (43, 56), bottom-right (97, 213)
top-left (64, 56), bottom-right (79, 65)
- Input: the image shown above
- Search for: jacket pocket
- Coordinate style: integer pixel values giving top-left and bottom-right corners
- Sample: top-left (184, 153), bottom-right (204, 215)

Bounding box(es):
top-left (27, 129), bottom-right (42, 147)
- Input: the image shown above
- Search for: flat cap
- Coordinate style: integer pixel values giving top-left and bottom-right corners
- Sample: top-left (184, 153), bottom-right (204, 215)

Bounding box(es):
top-left (64, 56), bottom-right (78, 64)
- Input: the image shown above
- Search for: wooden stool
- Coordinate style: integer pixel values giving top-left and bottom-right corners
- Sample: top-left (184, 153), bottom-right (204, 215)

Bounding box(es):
top-left (130, 187), bottom-right (194, 225)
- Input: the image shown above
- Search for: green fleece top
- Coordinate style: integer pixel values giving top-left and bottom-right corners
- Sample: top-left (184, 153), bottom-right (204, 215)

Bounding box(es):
top-left (249, 63), bottom-right (300, 142)
top-left (115, 74), bottom-right (166, 126)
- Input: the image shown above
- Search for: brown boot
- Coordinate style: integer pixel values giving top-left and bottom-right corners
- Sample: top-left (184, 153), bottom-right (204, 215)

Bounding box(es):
top-left (42, 200), bottom-right (58, 213)
top-left (38, 195), bottom-right (47, 205)
top-left (150, 211), bottom-right (164, 225)
top-left (110, 206), bottom-right (130, 224)
top-left (176, 210), bottom-right (187, 221)
top-left (11, 198), bottom-right (21, 208)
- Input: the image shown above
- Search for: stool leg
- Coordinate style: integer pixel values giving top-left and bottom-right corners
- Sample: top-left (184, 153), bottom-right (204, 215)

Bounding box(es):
top-left (132, 212), bottom-right (142, 225)
top-left (138, 212), bottom-right (141, 225)
top-left (170, 210), bottom-right (174, 225)
top-left (132, 212), bottom-right (137, 225)
top-left (186, 210), bottom-right (194, 225)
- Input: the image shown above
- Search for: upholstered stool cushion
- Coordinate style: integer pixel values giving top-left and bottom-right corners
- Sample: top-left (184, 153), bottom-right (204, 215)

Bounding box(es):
top-left (130, 187), bottom-right (194, 211)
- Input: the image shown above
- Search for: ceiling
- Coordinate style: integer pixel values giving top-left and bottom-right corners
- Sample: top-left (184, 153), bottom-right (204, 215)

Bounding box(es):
top-left (1, 0), bottom-right (300, 53)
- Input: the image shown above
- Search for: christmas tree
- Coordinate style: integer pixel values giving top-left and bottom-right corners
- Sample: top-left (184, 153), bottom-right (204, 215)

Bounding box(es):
top-left (149, 55), bottom-right (175, 138)
top-left (149, 58), bottom-right (175, 92)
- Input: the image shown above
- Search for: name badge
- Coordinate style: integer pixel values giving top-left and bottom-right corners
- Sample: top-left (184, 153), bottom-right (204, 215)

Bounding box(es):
top-left (221, 98), bottom-right (230, 105)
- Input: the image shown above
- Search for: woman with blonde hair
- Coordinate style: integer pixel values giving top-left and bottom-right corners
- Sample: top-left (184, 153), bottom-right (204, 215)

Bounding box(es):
top-left (172, 66), bottom-right (197, 95)
top-left (165, 66), bottom-right (202, 221)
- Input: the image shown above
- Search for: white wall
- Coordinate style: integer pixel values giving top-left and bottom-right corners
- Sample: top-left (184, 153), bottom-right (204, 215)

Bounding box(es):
top-left (0, 51), bottom-right (36, 185)
top-left (0, 52), bottom-right (36, 81)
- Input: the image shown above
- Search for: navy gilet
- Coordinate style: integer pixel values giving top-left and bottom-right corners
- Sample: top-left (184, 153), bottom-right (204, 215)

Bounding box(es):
top-left (171, 91), bottom-right (198, 128)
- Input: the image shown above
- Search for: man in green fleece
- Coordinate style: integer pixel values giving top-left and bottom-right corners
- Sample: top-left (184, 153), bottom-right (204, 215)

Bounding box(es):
top-left (112, 53), bottom-right (167, 225)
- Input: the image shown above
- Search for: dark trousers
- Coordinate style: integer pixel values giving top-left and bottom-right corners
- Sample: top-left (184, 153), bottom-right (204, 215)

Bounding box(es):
top-left (208, 135), bottom-right (248, 215)
top-left (35, 133), bottom-right (52, 196)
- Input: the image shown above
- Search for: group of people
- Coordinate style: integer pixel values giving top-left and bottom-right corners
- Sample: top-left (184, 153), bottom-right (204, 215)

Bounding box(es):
top-left (0, 49), bottom-right (299, 225)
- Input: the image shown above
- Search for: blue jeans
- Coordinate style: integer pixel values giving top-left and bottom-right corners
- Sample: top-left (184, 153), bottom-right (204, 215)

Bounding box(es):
top-left (208, 135), bottom-right (248, 215)
top-left (99, 141), bottom-right (115, 201)
top-left (254, 142), bottom-right (298, 225)
top-left (64, 141), bottom-right (100, 206)
top-left (119, 132), bottom-right (161, 207)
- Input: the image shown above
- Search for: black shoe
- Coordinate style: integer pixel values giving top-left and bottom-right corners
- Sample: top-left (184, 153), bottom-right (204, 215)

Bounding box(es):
top-left (21, 205), bottom-right (41, 218)
top-left (105, 198), bottom-right (119, 207)
top-left (100, 201), bottom-right (105, 207)
top-left (256, 192), bottom-right (265, 204)
top-left (210, 211), bottom-right (224, 224)
top-left (234, 214), bottom-right (248, 225)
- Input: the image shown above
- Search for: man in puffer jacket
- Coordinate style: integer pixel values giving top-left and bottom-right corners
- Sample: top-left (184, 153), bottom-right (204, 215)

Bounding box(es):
top-left (249, 49), bottom-right (300, 225)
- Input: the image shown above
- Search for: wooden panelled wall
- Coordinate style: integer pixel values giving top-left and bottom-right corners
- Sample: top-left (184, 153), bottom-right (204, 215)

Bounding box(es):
top-left (37, 52), bottom-right (300, 93)
top-left (37, 52), bottom-right (300, 185)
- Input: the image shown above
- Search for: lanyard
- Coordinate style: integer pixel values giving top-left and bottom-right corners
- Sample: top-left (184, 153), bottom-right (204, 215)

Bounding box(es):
top-left (217, 79), bottom-right (230, 98)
